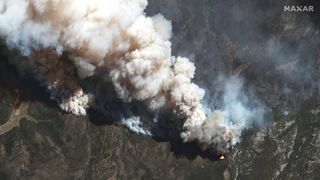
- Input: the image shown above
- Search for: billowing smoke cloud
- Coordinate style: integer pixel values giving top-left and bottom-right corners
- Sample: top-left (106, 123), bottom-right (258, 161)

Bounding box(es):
top-left (0, 0), bottom-right (266, 153)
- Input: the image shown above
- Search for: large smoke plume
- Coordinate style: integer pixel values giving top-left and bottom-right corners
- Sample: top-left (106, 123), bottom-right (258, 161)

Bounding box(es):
top-left (0, 0), bottom-right (266, 153)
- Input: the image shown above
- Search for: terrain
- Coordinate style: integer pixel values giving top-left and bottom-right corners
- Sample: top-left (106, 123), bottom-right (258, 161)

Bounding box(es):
top-left (0, 0), bottom-right (320, 179)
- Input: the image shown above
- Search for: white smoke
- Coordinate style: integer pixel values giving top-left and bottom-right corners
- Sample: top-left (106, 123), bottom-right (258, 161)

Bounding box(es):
top-left (0, 0), bottom-right (266, 153)
top-left (121, 116), bottom-right (151, 135)
top-left (204, 77), bottom-right (266, 151)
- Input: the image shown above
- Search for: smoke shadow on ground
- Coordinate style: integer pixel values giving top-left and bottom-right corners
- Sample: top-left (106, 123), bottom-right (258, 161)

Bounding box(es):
top-left (0, 48), bottom-right (56, 107)
top-left (87, 108), bottom-right (115, 126)
top-left (169, 140), bottom-right (223, 161)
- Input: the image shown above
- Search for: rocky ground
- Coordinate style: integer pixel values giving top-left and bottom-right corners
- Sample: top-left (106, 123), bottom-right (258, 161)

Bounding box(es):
top-left (0, 0), bottom-right (320, 179)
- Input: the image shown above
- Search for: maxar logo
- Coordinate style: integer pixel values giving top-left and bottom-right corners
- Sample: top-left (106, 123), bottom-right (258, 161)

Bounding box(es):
top-left (284, 6), bottom-right (314, 12)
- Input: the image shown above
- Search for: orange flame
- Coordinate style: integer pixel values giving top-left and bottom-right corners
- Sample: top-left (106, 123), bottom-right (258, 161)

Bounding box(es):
top-left (219, 155), bottom-right (225, 160)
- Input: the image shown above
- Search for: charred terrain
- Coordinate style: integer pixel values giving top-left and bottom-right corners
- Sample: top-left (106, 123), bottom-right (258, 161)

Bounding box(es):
top-left (0, 0), bottom-right (320, 179)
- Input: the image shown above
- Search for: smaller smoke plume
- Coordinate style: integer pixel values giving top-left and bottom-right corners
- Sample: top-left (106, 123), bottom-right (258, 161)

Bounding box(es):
top-left (121, 116), bottom-right (152, 135)
top-left (181, 76), bottom-right (266, 152)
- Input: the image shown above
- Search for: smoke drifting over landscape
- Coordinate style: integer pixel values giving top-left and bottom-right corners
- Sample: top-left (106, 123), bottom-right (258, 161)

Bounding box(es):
top-left (0, 0), bottom-right (267, 153)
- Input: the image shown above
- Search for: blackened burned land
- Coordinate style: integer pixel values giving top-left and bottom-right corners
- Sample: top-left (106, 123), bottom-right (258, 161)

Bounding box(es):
top-left (0, 0), bottom-right (320, 180)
